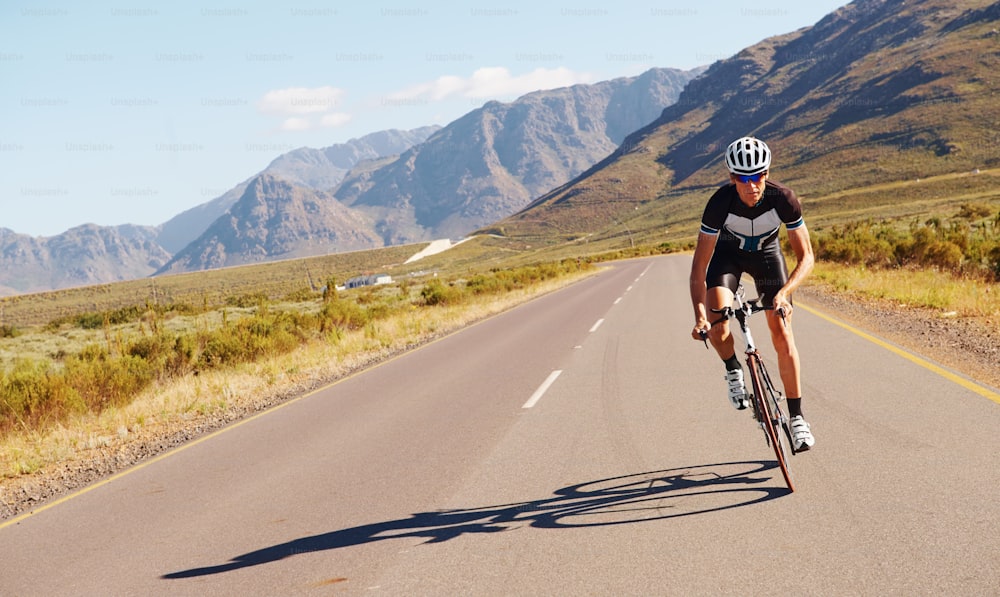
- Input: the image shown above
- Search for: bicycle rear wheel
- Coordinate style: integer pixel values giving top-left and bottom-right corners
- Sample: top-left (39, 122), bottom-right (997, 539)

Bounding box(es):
top-left (746, 354), bottom-right (795, 492)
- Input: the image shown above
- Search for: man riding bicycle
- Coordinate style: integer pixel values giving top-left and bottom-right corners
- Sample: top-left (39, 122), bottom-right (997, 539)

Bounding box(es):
top-left (689, 136), bottom-right (816, 451)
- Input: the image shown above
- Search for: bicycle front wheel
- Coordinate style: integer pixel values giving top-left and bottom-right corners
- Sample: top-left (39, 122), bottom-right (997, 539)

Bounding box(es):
top-left (747, 354), bottom-right (795, 492)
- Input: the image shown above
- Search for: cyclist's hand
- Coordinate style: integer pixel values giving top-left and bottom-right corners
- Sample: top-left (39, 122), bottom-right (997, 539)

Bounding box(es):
top-left (773, 295), bottom-right (792, 320)
top-left (691, 320), bottom-right (710, 342)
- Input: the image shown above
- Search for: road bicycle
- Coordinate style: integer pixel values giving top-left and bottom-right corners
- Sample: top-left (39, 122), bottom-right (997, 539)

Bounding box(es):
top-left (700, 284), bottom-right (795, 493)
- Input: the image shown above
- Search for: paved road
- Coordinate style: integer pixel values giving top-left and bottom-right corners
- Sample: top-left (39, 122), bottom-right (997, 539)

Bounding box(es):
top-left (2, 255), bottom-right (998, 596)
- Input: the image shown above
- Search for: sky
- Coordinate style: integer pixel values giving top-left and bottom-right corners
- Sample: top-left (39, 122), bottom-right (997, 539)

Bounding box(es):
top-left (1, 0), bottom-right (849, 238)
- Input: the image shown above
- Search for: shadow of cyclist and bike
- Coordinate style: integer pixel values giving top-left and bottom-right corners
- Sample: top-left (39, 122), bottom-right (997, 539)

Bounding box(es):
top-left (163, 460), bottom-right (788, 579)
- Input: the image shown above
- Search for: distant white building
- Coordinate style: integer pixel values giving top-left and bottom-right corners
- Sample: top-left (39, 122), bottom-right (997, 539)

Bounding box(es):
top-left (344, 274), bottom-right (392, 289)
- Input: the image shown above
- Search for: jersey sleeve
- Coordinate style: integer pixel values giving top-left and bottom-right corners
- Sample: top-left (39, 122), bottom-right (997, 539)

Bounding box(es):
top-left (776, 186), bottom-right (805, 230)
top-left (699, 187), bottom-right (729, 236)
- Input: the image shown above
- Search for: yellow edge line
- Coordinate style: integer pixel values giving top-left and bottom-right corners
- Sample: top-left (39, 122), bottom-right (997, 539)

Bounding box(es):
top-left (798, 302), bottom-right (1000, 405)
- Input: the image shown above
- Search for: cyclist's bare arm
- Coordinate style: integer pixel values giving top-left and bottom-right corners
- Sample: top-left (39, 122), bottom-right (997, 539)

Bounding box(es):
top-left (689, 231), bottom-right (719, 340)
top-left (772, 226), bottom-right (815, 316)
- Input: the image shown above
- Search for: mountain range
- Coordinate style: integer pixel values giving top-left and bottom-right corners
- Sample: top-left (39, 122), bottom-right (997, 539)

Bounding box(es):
top-left (5, 0), bottom-right (998, 296)
top-left (497, 0), bottom-right (1000, 244)
top-left (1, 68), bottom-right (697, 292)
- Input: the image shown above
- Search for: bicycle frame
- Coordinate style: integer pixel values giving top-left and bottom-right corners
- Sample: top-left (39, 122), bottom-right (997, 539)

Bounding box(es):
top-left (711, 284), bottom-right (796, 492)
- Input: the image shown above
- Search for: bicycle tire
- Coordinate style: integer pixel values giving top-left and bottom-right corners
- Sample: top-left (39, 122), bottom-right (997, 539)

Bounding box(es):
top-left (746, 354), bottom-right (795, 492)
top-left (755, 355), bottom-right (796, 458)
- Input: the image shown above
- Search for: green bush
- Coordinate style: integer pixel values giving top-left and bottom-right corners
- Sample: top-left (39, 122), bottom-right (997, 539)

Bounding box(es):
top-left (64, 347), bottom-right (156, 410)
top-left (0, 257), bottom-right (590, 434)
top-left (420, 278), bottom-right (462, 306)
top-left (815, 214), bottom-right (999, 280)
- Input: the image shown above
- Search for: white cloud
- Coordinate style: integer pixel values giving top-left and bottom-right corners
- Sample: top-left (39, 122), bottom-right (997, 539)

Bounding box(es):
top-left (387, 67), bottom-right (597, 103)
top-left (259, 86), bottom-right (352, 131)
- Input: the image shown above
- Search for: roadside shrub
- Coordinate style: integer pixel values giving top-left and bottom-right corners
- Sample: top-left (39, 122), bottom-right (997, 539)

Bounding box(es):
top-left (957, 202), bottom-right (994, 219)
top-left (420, 278), bottom-right (462, 306)
top-left (924, 241), bottom-right (964, 270)
top-left (197, 310), bottom-right (306, 369)
top-left (318, 297), bottom-right (370, 332)
top-left (815, 222), bottom-right (895, 267)
top-left (63, 347), bottom-right (156, 410)
top-left (0, 255), bottom-right (591, 436)
top-left (0, 359), bottom-right (82, 432)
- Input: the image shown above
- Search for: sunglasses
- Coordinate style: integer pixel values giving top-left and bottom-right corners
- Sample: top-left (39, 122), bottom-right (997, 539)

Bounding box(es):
top-left (735, 172), bottom-right (766, 184)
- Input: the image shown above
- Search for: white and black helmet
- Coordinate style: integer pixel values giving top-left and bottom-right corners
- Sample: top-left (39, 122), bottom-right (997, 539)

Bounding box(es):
top-left (725, 137), bottom-right (771, 175)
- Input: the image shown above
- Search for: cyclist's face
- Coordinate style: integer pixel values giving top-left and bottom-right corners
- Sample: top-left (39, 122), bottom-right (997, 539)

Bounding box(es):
top-left (731, 171), bottom-right (767, 206)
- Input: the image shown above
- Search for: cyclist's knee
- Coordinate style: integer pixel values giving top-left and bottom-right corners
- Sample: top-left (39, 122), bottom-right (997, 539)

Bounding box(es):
top-left (707, 322), bottom-right (729, 344)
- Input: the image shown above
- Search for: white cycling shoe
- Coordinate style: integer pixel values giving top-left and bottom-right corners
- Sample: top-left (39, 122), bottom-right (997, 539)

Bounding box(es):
top-left (790, 415), bottom-right (815, 451)
top-left (725, 369), bottom-right (750, 410)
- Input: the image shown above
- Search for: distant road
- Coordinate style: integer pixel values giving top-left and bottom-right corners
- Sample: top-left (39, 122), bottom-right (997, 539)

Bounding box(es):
top-left (2, 255), bottom-right (998, 596)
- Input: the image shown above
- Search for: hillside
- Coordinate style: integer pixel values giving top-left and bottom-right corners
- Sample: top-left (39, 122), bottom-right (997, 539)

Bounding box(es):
top-left (335, 68), bottom-right (698, 244)
top-left (494, 0), bottom-right (1000, 252)
top-left (0, 225), bottom-right (171, 295)
top-left (155, 127), bottom-right (439, 254)
top-left (156, 174), bottom-right (382, 274)
top-left (158, 67), bottom-right (699, 274)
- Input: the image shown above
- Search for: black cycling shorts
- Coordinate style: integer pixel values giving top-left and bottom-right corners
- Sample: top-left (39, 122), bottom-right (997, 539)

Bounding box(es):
top-left (706, 242), bottom-right (789, 308)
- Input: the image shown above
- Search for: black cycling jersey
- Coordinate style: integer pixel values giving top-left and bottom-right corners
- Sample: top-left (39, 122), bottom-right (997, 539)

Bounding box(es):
top-left (699, 179), bottom-right (804, 252)
top-left (700, 179), bottom-right (806, 306)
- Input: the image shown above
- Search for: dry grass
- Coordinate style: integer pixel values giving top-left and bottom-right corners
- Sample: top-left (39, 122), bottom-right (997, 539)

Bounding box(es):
top-left (810, 261), bottom-right (1000, 322)
top-left (0, 270), bottom-right (596, 478)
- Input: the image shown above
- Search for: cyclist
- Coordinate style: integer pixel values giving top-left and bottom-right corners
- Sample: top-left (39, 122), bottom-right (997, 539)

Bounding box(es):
top-left (689, 136), bottom-right (816, 451)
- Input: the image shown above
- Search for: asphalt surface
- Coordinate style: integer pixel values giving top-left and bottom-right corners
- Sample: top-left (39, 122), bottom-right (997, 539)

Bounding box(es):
top-left (1, 255), bottom-right (998, 596)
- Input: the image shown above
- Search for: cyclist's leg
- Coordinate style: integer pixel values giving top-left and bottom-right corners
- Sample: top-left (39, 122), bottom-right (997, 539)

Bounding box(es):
top-left (753, 251), bottom-right (814, 449)
top-left (706, 255), bottom-right (748, 409)
top-left (704, 257), bottom-right (740, 357)
top-left (750, 248), bottom-right (801, 398)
